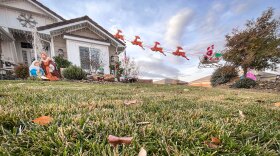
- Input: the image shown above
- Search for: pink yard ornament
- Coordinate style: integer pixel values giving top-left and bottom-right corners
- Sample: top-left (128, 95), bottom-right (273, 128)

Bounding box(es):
top-left (246, 71), bottom-right (257, 81)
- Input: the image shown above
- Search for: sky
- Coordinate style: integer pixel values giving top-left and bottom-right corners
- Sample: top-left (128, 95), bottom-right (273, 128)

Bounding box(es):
top-left (41, 0), bottom-right (280, 82)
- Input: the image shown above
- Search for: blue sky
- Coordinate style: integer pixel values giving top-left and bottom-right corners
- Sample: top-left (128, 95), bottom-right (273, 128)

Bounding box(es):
top-left (41, 0), bottom-right (280, 82)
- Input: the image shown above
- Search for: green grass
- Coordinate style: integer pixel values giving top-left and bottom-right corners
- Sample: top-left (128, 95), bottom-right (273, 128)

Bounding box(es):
top-left (0, 81), bottom-right (279, 155)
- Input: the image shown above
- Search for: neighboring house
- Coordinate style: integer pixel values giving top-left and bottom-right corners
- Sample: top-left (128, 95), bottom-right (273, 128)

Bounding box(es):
top-left (153, 78), bottom-right (188, 85)
top-left (0, 0), bottom-right (125, 74)
top-left (189, 75), bottom-right (212, 87)
top-left (256, 71), bottom-right (279, 81)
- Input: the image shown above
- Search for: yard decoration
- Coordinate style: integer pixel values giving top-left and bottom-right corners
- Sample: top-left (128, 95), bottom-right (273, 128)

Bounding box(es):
top-left (32, 116), bottom-right (53, 125)
top-left (131, 36), bottom-right (145, 50)
top-left (138, 147), bottom-right (147, 156)
top-left (124, 99), bottom-right (138, 106)
top-left (172, 46), bottom-right (189, 60)
top-left (198, 45), bottom-right (223, 68)
top-left (114, 29), bottom-right (125, 42)
top-left (151, 42), bottom-right (166, 56)
top-left (108, 135), bottom-right (133, 147)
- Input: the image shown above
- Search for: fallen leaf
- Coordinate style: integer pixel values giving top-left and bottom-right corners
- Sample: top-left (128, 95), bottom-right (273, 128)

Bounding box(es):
top-left (108, 135), bottom-right (133, 147)
top-left (138, 147), bottom-right (147, 156)
top-left (274, 102), bottom-right (280, 107)
top-left (204, 141), bottom-right (219, 149)
top-left (124, 100), bottom-right (137, 106)
top-left (239, 110), bottom-right (245, 119)
top-left (32, 116), bottom-right (53, 125)
top-left (211, 137), bottom-right (221, 145)
top-left (136, 122), bottom-right (150, 126)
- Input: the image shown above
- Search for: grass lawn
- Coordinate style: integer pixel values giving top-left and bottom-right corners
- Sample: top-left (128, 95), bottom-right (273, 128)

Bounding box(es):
top-left (0, 81), bottom-right (280, 155)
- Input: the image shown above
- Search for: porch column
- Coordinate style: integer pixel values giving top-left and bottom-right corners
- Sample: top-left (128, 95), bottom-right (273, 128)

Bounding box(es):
top-left (50, 36), bottom-right (55, 57)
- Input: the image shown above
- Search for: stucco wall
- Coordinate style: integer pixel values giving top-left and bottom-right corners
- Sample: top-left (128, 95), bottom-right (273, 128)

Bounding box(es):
top-left (70, 28), bottom-right (104, 40)
top-left (0, 2), bottom-right (57, 31)
top-left (66, 39), bottom-right (110, 74)
top-left (53, 36), bottom-right (67, 58)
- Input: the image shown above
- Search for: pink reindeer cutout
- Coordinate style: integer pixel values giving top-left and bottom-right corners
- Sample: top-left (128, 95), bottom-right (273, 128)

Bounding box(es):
top-left (172, 46), bottom-right (189, 60)
top-left (113, 29), bottom-right (125, 42)
top-left (151, 41), bottom-right (166, 56)
top-left (131, 36), bottom-right (145, 50)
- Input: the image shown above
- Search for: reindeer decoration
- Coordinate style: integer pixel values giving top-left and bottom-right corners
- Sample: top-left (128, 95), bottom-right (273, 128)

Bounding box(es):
top-left (131, 36), bottom-right (144, 50)
top-left (113, 29), bottom-right (125, 42)
top-left (172, 46), bottom-right (189, 60)
top-left (151, 42), bottom-right (166, 56)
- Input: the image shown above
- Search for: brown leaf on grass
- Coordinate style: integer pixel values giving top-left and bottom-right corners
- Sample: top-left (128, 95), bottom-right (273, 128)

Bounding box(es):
top-left (211, 137), bottom-right (221, 145)
top-left (239, 110), bottom-right (246, 119)
top-left (32, 116), bottom-right (53, 125)
top-left (204, 141), bottom-right (219, 149)
top-left (274, 102), bottom-right (280, 107)
top-left (124, 100), bottom-right (137, 106)
top-left (108, 135), bottom-right (133, 147)
top-left (138, 147), bottom-right (147, 156)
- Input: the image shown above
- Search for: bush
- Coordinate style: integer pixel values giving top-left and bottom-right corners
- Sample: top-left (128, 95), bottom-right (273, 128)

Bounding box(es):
top-left (232, 78), bottom-right (257, 88)
top-left (62, 65), bottom-right (86, 80)
top-left (211, 65), bottom-right (238, 86)
top-left (53, 56), bottom-right (72, 69)
top-left (15, 64), bottom-right (29, 79)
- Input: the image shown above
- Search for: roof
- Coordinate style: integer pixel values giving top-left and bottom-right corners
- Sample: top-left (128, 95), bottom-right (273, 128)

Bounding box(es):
top-left (29, 0), bottom-right (65, 21)
top-left (190, 75), bottom-right (212, 83)
top-left (37, 16), bottom-right (125, 46)
top-left (64, 34), bottom-right (110, 43)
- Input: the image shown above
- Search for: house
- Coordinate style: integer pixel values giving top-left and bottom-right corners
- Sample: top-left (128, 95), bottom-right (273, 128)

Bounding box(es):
top-left (189, 75), bottom-right (212, 87)
top-left (153, 78), bottom-right (188, 85)
top-left (256, 71), bottom-right (279, 81)
top-left (0, 0), bottom-right (125, 74)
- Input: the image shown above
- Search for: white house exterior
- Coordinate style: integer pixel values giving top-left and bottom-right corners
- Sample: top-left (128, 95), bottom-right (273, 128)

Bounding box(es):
top-left (0, 0), bottom-right (125, 74)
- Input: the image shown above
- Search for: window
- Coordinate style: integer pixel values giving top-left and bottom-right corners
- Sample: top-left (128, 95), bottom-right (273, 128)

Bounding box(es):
top-left (79, 46), bottom-right (101, 72)
top-left (21, 42), bottom-right (33, 49)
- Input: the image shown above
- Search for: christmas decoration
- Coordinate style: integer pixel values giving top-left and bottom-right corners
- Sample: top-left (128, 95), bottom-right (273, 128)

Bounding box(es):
top-left (172, 47), bottom-right (189, 60)
top-left (17, 13), bottom-right (38, 28)
top-left (113, 29), bottom-right (125, 42)
top-left (151, 42), bottom-right (165, 56)
top-left (131, 36), bottom-right (144, 50)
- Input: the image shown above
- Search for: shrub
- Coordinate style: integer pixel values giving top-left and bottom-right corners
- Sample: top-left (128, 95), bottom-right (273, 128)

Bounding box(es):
top-left (211, 65), bottom-right (238, 86)
top-left (53, 56), bottom-right (72, 69)
top-left (62, 65), bottom-right (86, 80)
top-left (232, 78), bottom-right (257, 88)
top-left (15, 64), bottom-right (29, 79)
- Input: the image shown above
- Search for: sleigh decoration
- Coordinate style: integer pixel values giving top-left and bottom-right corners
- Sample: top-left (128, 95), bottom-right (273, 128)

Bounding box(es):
top-left (131, 36), bottom-right (145, 50)
top-left (151, 42), bottom-right (166, 56)
top-left (172, 47), bottom-right (189, 60)
top-left (198, 45), bottom-right (223, 68)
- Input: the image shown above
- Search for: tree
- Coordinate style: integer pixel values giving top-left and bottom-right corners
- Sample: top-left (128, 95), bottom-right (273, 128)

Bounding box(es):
top-left (121, 56), bottom-right (139, 78)
top-left (223, 8), bottom-right (280, 75)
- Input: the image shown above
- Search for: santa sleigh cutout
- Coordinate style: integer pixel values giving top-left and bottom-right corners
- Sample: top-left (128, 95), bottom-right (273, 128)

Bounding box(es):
top-left (198, 45), bottom-right (223, 68)
top-left (151, 42), bottom-right (166, 56)
top-left (172, 46), bottom-right (189, 60)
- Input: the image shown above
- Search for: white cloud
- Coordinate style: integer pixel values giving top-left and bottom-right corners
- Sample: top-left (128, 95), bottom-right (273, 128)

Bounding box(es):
top-left (164, 8), bottom-right (194, 46)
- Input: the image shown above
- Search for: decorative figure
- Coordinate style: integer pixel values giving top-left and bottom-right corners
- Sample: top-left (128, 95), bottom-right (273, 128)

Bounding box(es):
top-left (246, 68), bottom-right (257, 81)
top-left (17, 13), bottom-right (38, 28)
top-left (113, 29), bottom-right (125, 42)
top-left (151, 42), bottom-right (166, 56)
top-left (172, 46), bottom-right (189, 60)
top-left (40, 52), bottom-right (59, 81)
top-left (29, 60), bottom-right (48, 79)
top-left (131, 36), bottom-right (145, 50)
top-left (198, 45), bottom-right (223, 68)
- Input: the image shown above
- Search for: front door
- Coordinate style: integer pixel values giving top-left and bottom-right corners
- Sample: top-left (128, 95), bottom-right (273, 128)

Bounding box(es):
top-left (21, 48), bottom-right (34, 66)
top-left (21, 42), bottom-right (34, 66)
